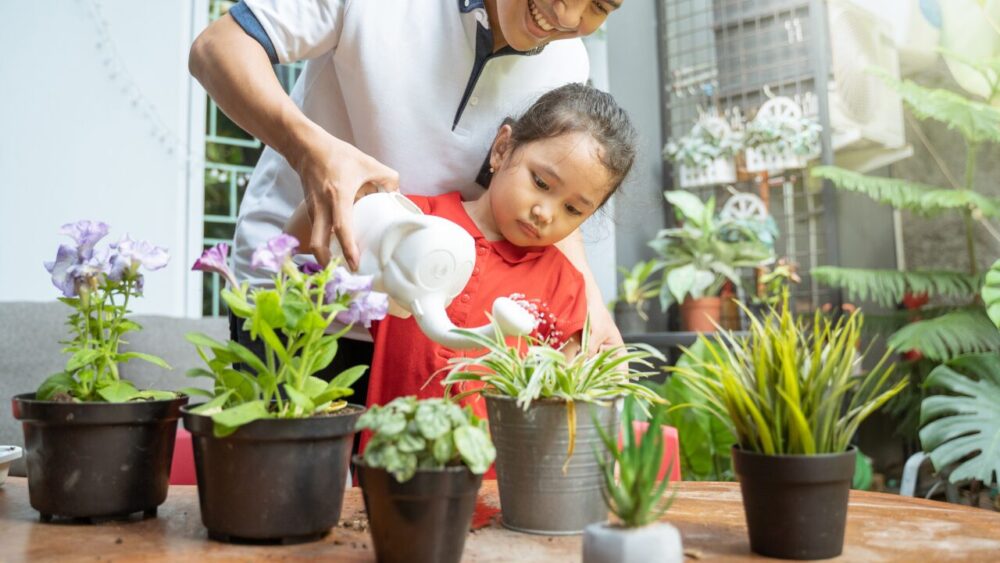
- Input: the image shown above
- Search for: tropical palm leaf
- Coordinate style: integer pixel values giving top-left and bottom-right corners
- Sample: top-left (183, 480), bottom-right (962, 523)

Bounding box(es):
top-left (812, 266), bottom-right (983, 307)
top-left (982, 258), bottom-right (1000, 329)
top-left (888, 309), bottom-right (1000, 361)
top-left (920, 353), bottom-right (1000, 485)
top-left (878, 71), bottom-right (1000, 145)
top-left (811, 166), bottom-right (1000, 217)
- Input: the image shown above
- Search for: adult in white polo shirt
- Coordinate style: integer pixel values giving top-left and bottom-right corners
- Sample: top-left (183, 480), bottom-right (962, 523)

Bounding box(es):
top-left (189, 0), bottom-right (627, 394)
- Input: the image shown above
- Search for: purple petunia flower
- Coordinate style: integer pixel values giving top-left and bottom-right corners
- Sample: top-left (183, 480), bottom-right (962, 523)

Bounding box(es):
top-left (298, 260), bottom-right (323, 275)
top-left (192, 242), bottom-right (239, 289)
top-left (251, 234), bottom-right (299, 273)
top-left (59, 220), bottom-right (109, 260)
top-left (44, 244), bottom-right (81, 297)
top-left (335, 291), bottom-right (389, 328)
top-left (114, 235), bottom-right (170, 272)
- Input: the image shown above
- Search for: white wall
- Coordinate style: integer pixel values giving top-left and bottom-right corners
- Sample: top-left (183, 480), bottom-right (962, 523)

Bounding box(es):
top-left (0, 0), bottom-right (206, 316)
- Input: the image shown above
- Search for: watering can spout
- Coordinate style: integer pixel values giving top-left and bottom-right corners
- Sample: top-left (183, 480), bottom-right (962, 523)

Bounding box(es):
top-left (410, 296), bottom-right (536, 350)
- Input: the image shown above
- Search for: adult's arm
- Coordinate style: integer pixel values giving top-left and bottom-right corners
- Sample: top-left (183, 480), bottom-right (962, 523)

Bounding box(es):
top-left (555, 230), bottom-right (624, 353)
top-left (188, 14), bottom-right (398, 269)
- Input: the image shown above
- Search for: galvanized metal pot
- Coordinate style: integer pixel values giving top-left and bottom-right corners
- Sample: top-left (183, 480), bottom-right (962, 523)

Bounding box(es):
top-left (485, 394), bottom-right (619, 535)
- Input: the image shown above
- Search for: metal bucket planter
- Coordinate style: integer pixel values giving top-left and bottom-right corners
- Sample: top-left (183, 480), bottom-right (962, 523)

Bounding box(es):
top-left (485, 394), bottom-right (619, 535)
top-left (12, 393), bottom-right (187, 520)
top-left (356, 459), bottom-right (482, 563)
top-left (182, 405), bottom-right (363, 544)
top-left (732, 446), bottom-right (856, 559)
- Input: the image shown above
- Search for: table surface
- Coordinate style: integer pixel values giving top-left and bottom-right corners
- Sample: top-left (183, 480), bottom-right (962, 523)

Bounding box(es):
top-left (2, 477), bottom-right (1000, 562)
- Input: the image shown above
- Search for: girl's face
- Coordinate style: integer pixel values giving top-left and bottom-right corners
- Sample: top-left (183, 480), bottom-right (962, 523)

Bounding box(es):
top-left (487, 126), bottom-right (613, 247)
top-left (490, 0), bottom-right (621, 52)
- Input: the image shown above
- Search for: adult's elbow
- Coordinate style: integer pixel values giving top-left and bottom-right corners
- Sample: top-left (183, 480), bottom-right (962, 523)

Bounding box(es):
top-left (188, 30), bottom-right (214, 81)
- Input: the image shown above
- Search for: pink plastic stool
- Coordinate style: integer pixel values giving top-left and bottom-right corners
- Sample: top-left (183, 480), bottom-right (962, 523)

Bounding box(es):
top-left (620, 421), bottom-right (682, 481)
top-left (169, 426), bottom-right (197, 485)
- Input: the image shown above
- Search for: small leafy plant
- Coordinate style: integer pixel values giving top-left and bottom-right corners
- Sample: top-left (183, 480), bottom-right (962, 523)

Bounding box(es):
top-left (610, 259), bottom-right (663, 321)
top-left (37, 220), bottom-right (175, 403)
top-left (744, 112), bottom-right (821, 158)
top-left (595, 397), bottom-right (676, 527)
top-left (650, 190), bottom-right (774, 311)
top-left (671, 292), bottom-right (907, 455)
top-left (355, 396), bottom-right (496, 482)
top-left (185, 236), bottom-right (388, 436)
top-left (663, 119), bottom-right (743, 170)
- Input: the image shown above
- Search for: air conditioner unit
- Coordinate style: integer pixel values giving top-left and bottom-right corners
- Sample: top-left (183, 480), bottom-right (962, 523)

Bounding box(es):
top-left (826, 0), bottom-right (912, 172)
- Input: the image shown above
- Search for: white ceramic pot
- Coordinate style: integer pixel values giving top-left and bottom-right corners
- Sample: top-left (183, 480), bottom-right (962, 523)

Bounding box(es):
top-left (678, 158), bottom-right (736, 188)
top-left (582, 521), bottom-right (684, 563)
top-left (0, 446), bottom-right (23, 487)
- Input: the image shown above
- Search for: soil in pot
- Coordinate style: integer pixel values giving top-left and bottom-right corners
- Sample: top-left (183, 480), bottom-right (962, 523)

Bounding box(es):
top-left (356, 458), bottom-right (482, 563)
top-left (680, 297), bottom-right (721, 332)
top-left (486, 394), bottom-right (618, 535)
top-left (12, 393), bottom-right (187, 520)
top-left (182, 404), bottom-right (363, 544)
top-left (732, 446), bottom-right (856, 560)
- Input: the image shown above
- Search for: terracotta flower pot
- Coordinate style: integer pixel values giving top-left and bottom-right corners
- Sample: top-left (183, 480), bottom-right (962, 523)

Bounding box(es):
top-left (680, 297), bottom-right (721, 332)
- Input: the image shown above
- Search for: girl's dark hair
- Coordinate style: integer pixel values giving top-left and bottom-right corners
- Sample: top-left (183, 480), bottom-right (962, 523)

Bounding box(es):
top-left (477, 83), bottom-right (637, 206)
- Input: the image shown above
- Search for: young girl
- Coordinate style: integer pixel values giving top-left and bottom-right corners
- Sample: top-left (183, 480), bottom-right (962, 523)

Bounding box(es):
top-left (287, 82), bottom-right (636, 418)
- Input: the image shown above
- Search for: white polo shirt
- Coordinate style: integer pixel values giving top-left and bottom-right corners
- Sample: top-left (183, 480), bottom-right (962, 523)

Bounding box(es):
top-left (229, 0), bottom-right (590, 289)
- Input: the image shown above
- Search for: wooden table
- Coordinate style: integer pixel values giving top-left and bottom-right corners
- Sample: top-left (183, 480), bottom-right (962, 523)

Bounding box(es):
top-left (2, 478), bottom-right (999, 561)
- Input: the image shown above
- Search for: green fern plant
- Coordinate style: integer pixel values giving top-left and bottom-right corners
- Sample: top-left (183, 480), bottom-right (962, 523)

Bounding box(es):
top-left (810, 58), bottom-right (1000, 364)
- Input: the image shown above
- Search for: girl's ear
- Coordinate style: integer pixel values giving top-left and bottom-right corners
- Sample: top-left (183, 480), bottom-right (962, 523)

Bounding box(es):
top-left (490, 124), bottom-right (513, 171)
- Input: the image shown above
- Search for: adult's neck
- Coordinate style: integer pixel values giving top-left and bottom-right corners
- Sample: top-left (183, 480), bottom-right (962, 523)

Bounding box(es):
top-left (483, 0), bottom-right (509, 52)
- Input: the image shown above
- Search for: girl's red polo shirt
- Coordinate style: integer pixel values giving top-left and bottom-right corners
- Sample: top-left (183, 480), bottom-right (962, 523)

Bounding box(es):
top-left (364, 191), bottom-right (588, 422)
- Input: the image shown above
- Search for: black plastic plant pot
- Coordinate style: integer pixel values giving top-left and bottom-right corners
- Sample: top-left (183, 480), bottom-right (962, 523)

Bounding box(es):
top-left (355, 458), bottom-right (483, 563)
top-left (11, 392), bottom-right (187, 521)
top-left (732, 446), bottom-right (856, 560)
top-left (182, 404), bottom-right (363, 544)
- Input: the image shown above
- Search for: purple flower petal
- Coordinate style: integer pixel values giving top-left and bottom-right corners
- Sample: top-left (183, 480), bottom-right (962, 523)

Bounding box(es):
top-left (67, 246), bottom-right (112, 283)
top-left (299, 260), bottom-right (323, 275)
top-left (59, 220), bottom-right (109, 260)
top-left (251, 234), bottom-right (299, 273)
top-left (335, 291), bottom-right (389, 328)
top-left (45, 244), bottom-right (81, 297)
top-left (192, 243), bottom-right (239, 288)
top-left (114, 235), bottom-right (170, 272)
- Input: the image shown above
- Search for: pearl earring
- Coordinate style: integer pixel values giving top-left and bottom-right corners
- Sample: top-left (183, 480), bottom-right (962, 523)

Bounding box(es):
top-left (489, 166), bottom-right (495, 173)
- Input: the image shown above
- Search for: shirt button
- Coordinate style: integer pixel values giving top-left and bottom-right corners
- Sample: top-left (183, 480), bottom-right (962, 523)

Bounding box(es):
top-left (469, 96), bottom-right (479, 106)
top-left (464, 0), bottom-right (470, 6)
top-left (460, 294), bottom-right (471, 303)
top-left (476, 247), bottom-right (487, 256)
top-left (473, 267), bottom-right (481, 276)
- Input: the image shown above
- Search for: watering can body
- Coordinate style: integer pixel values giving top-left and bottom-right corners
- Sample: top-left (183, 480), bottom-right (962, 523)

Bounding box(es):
top-left (330, 192), bottom-right (534, 349)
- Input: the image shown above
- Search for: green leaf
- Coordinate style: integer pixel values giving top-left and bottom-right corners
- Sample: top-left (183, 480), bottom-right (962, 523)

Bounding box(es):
top-left (36, 372), bottom-right (77, 401)
top-left (133, 390), bottom-right (178, 401)
top-left (221, 288), bottom-right (254, 317)
top-left (66, 349), bottom-right (101, 372)
top-left (179, 386), bottom-right (214, 398)
top-left (983, 258), bottom-right (1000, 329)
top-left (920, 353), bottom-right (1000, 485)
top-left (877, 70), bottom-right (1000, 144)
top-left (190, 390), bottom-right (235, 415)
top-left (664, 190), bottom-right (706, 222)
top-left (225, 341), bottom-right (269, 376)
top-left (813, 266), bottom-right (983, 307)
top-left (328, 365), bottom-right (367, 390)
top-left (889, 309), bottom-right (1000, 361)
top-left (96, 380), bottom-right (141, 403)
top-left (284, 385), bottom-right (316, 413)
top-left (453, 425), bottom-right (496, 475)
top-left (254, 290), bottom-right (286, 329)
top-left (118, 352), bottom-right (171, 370)
top-left (415, 401), bottom-right (452, 440)
top-left (185, 332), bottom-right (230, 352)
top-left (211, 400), bottom-right (269, 434)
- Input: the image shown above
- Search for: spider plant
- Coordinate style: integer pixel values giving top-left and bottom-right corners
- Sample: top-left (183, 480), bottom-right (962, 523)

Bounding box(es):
top-left (595, 397), bottom-right (676, 527)
top-left (670, 291), bottom-right (907, 455)
top-left (442, 317), bottom-right (664, 466)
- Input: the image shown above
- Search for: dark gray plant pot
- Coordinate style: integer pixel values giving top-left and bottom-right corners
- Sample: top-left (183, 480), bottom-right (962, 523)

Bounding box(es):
top-left (182, 405), bottom-right (363, 544)
top-left (486, 394), bottom-right (619, 535)
top-left (12, 393), bottom-right (187, 520)
top-left (733, 446), bottom-right (856, 560)
top-left (583, 522), bottom-right (684, 563)
top-left (614, 302), bottom-right (650, 335)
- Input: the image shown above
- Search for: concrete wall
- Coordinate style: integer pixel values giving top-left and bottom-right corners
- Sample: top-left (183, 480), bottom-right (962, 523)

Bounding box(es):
top-left (0, 0), bottom-right (206, 316)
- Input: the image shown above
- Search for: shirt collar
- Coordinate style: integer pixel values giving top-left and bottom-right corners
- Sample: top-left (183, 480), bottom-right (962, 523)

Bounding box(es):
top-left (439, 192), bottom-right (547, 264)
top-left (458, 0), bottom-right (486, 13)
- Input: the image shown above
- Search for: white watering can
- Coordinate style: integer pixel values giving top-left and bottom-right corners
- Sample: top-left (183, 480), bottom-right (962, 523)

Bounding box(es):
top-left (330, 192), bottom-right (536, 349)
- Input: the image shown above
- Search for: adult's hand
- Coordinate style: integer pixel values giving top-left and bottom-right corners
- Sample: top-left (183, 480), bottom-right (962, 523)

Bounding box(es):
top-left (292, 131), bottom-right (399, 270)
top-left (554, 231), bottom-right (624, 356)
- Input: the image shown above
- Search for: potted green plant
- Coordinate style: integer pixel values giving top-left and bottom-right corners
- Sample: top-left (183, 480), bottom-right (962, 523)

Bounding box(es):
top-left (583, 397), bottom-right (683, 563)
top-left (443, 319), bottom-right (664, 534)
top-left (610, 259), bottom-right (663, 335)
top-left (12, 220), bottom-right (186, 520)
top-left (181, 236), bottom-right (387, 543)
top-left (663, 116), bottom-right (742, 189)
top-left (649, 190), bottom-right (774, 332)
top-left (353, 396), bottom-right (496, 563)
top-left (743, 96), bottom-right (821, 174)
top-left (670, 292), bottom-right (906, 559)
